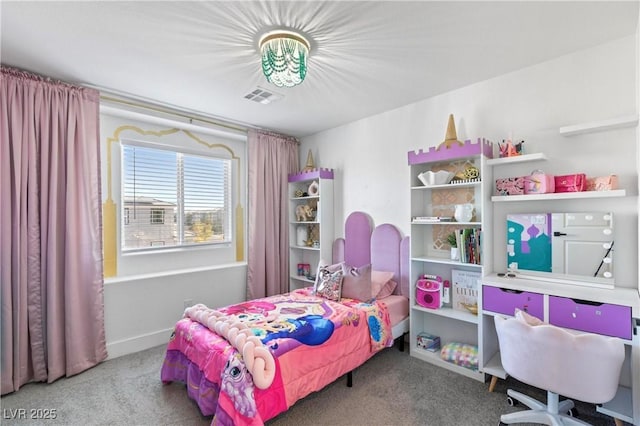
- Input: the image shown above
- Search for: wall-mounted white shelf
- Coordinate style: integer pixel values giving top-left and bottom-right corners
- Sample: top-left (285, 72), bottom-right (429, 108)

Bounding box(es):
top-left (559, 114), bottom-right (638, 136)
top-left (486, 152), bottom-right (547, 166)
top-left (492, 189), bottom-right (626, 202)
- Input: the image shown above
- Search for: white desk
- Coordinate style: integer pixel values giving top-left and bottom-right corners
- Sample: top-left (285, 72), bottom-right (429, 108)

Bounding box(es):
top-left (481, 273), bottom-right (640, 425)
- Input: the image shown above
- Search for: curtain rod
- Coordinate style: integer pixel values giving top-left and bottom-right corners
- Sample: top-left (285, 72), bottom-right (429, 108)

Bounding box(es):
top-left (84, 83), bottom-right (251, 135)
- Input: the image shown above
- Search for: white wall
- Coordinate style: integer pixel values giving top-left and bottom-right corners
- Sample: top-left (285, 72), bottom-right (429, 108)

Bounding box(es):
top-left (104, 264), bottom-right (246, 358)
top-left (301, 35), bottom-right (638, 290)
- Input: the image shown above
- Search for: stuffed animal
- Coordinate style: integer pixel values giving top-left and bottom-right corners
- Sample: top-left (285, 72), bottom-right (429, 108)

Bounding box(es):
top-left (295, 204), bottom-right (314, 222)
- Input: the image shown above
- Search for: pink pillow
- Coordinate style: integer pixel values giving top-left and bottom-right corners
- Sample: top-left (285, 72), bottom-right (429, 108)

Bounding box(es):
top-left (376, 279), bottom-right (398, 299)
top-left (371, 270), bottom-right (396, 299)
top-left (341, 263), bottom-right (372, 302)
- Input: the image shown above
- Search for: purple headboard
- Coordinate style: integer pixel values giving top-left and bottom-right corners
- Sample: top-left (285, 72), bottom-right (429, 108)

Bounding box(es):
top-left (332, 211), bottom-right (410, 297)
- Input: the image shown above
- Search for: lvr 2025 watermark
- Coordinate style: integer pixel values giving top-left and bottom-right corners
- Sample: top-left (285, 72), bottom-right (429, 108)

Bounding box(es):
top-left (2, 408), bottom-right (57, 420)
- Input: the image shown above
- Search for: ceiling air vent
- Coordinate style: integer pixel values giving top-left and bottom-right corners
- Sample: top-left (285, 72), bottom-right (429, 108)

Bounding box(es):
top-left (243, 87), bottom-right (283, 105)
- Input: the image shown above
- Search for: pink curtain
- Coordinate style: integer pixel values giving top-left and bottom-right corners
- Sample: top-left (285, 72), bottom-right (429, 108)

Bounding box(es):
top-left (247, 129), bottom-right (299, 299)
top-left (1, 66), bottom-right (107, 395)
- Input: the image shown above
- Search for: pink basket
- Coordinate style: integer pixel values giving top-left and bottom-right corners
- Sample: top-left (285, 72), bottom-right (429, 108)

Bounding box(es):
top-left (554, 173), bottom-right (586, 193)
top-left (495, 177), bottom-right (524, 195)
top-left (586, 175), bottom-right (618, 191)
top-left (524, 170), bottom-right (555, 194)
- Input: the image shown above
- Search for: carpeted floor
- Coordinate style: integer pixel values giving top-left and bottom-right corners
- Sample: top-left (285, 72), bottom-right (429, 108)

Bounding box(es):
top-left (0, 344), bottom-right (620, 425)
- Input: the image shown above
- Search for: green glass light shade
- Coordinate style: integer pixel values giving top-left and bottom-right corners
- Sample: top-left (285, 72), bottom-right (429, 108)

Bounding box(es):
top-left (259, 30), bottom-right (310, 88)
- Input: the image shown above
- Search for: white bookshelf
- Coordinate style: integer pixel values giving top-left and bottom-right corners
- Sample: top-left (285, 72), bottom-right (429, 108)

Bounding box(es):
top-left (407, 138), bottom-right (493, 383)
top-left (287, 169), bottom-right (334, 291)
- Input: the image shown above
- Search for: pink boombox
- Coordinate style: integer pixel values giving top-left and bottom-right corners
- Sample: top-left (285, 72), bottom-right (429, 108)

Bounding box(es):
top-left (416, 274), bottom-right (443, 309)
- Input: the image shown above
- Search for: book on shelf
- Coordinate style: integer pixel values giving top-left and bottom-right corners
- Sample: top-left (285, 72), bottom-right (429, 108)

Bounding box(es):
top-left (454, 228), bottom-right (482, 265)
top-left (412, 216), bottom-right (454, 223)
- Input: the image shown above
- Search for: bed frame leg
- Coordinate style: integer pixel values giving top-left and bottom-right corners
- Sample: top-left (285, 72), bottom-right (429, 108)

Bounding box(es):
top-left (347, 371), bottom-right (353, 387)
top-left (395, 332), bottom-right (408, 352)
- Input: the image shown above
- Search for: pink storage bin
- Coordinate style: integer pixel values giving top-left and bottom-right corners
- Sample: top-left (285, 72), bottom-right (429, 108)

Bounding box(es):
top-left (495, 177), bottom-right (524, 195)
top-left (554, 173), bottom-right (586, 192)
top-left (524, 170), bottom-right (555, 194)
top-left (586, 175), bottom-right (618, 191)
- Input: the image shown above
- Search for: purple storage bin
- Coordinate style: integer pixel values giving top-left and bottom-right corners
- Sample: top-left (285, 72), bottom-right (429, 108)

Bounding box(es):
top-left (482, 286), bottom-right (544, 320)
top-left (548, 296), bottom-right (632, 340)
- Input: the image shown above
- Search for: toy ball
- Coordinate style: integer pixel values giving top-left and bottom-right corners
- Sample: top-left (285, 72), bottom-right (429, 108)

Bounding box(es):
top-left (464, 166), bottom-right (479, 180)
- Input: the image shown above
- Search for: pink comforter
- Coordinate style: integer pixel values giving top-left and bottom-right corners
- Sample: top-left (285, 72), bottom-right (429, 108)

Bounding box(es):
top-left (161, 288), bottom-right (393, 425)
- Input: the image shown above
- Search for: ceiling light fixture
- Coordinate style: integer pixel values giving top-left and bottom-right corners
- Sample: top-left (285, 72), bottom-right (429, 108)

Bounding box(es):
top-left (259, 30), bottom-right (310, 88)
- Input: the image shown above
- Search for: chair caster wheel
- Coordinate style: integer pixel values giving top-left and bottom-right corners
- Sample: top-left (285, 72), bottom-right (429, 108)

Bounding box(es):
top-left (506, 396), bottom-right (517, 407)
top-left (568, 407), bottom-right (579, 417)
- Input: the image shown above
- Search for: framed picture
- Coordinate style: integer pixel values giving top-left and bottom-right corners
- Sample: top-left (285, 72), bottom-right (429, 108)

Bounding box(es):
top-left (451, 269), bottom-right (480, 313)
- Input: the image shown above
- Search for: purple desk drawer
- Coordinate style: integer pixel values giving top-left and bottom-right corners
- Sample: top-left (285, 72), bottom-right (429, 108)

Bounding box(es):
top-left (548, 296), bottom-right (632, 339)
top-left (483, 286), bottom-right (544, 320)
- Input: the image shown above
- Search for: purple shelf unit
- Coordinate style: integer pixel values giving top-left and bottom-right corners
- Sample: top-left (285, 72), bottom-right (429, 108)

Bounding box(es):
top-left (288, 168), bottom-right (334, 182)
top-left (408, 138), bottom-right (493, 165)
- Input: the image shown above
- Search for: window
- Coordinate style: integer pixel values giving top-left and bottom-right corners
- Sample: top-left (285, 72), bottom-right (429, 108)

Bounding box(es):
top-left (150, 208), bottom-right (165, 224)
top-left (121, 142), bottom-right (232, 251)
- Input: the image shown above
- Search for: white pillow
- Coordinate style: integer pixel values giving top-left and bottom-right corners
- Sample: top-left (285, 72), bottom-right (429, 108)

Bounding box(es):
top-left (514, 308), bottom-right (544, 326)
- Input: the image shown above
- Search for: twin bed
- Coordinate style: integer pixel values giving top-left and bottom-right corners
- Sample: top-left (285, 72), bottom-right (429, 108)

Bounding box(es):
top-left (160, 212), bottom-right (410, 425)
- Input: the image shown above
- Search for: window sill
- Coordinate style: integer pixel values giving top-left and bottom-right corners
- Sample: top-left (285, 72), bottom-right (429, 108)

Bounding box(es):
top-left (121, 242), bottom-right (231, 256)
top-left (104, 261), bottom-right (247, 284)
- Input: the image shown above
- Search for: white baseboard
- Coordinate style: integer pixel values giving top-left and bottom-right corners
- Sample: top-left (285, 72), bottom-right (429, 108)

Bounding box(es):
top-left (106, 327), bottom-right (173, 360)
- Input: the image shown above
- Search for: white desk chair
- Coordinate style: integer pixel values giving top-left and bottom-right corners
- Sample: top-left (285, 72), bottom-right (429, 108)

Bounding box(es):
top-left (494, 312), bottom-right (625, 425)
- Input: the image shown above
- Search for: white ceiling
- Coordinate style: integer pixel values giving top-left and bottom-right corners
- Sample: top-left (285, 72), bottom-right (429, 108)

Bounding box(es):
top-left (1, 1), bottom-right (638, 138)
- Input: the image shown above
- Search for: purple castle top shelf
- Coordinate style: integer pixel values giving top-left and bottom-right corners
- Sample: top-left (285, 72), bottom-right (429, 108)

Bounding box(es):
top-left (408, 138), bottom-right (493, 165)
top-left (288, 168), bottom-right (334, 182)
